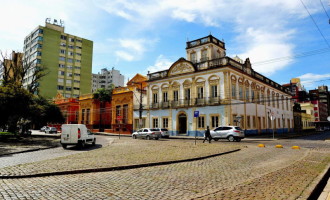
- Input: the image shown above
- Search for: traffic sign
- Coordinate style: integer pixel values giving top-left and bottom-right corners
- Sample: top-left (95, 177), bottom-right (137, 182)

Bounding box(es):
top-left (194, 111), bottom-right (199, 118)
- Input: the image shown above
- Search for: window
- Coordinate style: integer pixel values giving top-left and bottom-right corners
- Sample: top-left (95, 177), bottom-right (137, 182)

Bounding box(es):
top-left (76, 59), bottom-right (81, 63)
top-left (163, 92), bottom-right (168, 102)
top-left (272, 93), bottom-right (275, 107)
top-left (211, 116), bottom-right (219, 128)
top-left (76, 39), bottom-right (82, 43)
top-left (69, 38), bottom-right (75, 42)
top-left (198, 116), bottom-right (205, 128)
top-left (59, 57), bottom-right (65, 61)
top-left (74, 73), bottom-right (80, 76)
top-left (153, 118), bottom-right (159, 128)
top-left (277, 95), bottom-right (279, 108)
top-left (247, 116), bottom-right (250, 129)
top-left (163, 118), bottom-right (168, 128)
top-left (173, 90), bottom-right (179, 101)
top-left (67, 65), bottom-right (73, 70)
top-left (74, 80), bottom-right (80, 83)
top-left (76, 46), bottom-right (82, 49)
top-left (60, 35), bottom-right (67, 40)
top-left (60, 50), bottom-right (66, 54)
top-left (86, 109), bottom-right (90, 124)
top-left (253, 116), bottom-right (256, 128)
top-left (197, 87), bottom-right (204, 99)
top-left (153, 93), bottom-right (158, 103)
top-left (58, 78), bottom-right (64, 83)
top-left (58, 71), bottom-right (65, 76)
top-left (76, 53), bottom-right (82, 56)
top-left (66, 87), bottom-right (72, 91)
top-left (60, 43), bottom-right (66, 47)
top-left (123, 104), bottom-right (128, 123)
top-left (211, 85), bottom-right (218, 97)
top-left (66, 80), bottom-right (72, 84)
top-left (68, 51), bottom-right (74, 56)
top-left (57, 85), bottom-right (64, 90)
top-left (82, 109), bottom-right (85, 122)
top-left (232, 84), bottom-right (236, 99)
top-left (73, 87), bottom-right (80, 90)
top-left (245, 87), bottom-right (250, 101)
top-left (67, 73), bottom-right (72, 77)
top-left (190, 52), bottom-right (196, 63)
top-left (201, 49), bottom-right (207, 61)
top-left (261, 92), bottom-right (265, 105)
top-left (236, 85), bottom-right (242, 100)
top-left (185, 88), bottom-right (191, 100)
top-left (67, 58), bottom-right (73, 63)
top-left (251, 90), bottom-right (255, 102)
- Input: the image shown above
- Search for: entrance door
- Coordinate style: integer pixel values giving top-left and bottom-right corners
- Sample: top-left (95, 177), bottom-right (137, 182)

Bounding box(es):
top-left (258, 117), bottom-right (261, 133)
top-left (178, 113), bottom-right (187, 134)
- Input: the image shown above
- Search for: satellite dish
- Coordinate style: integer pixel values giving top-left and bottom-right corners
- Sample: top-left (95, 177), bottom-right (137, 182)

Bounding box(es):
top-left (327, 116), bottom-right (330, 122)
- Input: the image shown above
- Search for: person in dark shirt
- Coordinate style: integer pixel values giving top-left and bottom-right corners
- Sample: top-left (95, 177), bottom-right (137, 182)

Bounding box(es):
top-left (203, 126), bottom-right (212, 143)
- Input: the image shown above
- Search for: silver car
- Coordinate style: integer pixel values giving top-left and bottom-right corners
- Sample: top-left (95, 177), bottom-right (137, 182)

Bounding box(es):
top-left (210, 126), bottom-right (245, 142)
top-left (132, 128), bottom-right (162, 140)
top-left (153, 128), bottom-right (170, 138)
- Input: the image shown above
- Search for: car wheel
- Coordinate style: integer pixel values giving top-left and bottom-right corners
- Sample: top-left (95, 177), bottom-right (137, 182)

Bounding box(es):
top-left (155, 137), bottom-right (159, 140)
top-left (146, 135), bottom-right (150, 140)
top-left (213, 138), bottom-right (219, 141)
top-left (92, 139), bottom-right (96, 146)
top-left (228, 135), bottom-right (235, 142)
top-left (80, 140), bottom-right (86, 148)
top-left (133, 135), bottom-right (137, 139)
top-left (235, 138), bottom-right (241, 142)
top-left (62, 144), bottom-right (67, 149)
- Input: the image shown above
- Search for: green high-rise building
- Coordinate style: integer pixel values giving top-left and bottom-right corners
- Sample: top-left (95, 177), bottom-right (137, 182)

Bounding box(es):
top-left (23, 20), bottom-right (93, 99)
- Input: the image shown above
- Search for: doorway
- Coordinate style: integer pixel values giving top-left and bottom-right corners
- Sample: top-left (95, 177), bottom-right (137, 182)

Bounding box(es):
top-left (178, 113), bottom-right (187, 134)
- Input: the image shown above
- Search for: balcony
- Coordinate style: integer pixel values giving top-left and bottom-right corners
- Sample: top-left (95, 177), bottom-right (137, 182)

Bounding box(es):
top-left (149, 97), bottom-right (222, 109)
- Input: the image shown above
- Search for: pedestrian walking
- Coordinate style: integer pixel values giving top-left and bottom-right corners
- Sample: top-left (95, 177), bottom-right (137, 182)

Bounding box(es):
top-left (203, 126), bottom-right (212, 143)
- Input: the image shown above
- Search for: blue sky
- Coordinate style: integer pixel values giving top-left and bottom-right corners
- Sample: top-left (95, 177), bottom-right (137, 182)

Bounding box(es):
top-left (1, 0), bottom-right (329, 90)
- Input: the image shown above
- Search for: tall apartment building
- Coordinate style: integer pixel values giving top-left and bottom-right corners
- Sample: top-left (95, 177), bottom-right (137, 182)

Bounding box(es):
top-left (92, 67), bottom-right (124, 92)
top-left (23, 19), bottom-right (93, 98)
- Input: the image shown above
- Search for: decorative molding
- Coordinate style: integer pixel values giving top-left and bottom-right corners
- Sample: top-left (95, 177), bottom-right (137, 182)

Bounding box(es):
top-left (168, 61), bottom-right (195, 76)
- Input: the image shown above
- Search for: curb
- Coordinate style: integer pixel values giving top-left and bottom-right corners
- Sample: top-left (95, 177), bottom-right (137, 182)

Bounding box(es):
top-left (0, 145), bottom-right (60, 157)
top-left (307, 165), bottom-right (330, 200)
top-left (0, 149), bottom-right (240, 179)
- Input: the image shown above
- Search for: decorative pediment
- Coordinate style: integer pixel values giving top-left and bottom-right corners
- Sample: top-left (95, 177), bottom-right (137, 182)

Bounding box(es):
top-left (168, 58), bottom-right (195, 77)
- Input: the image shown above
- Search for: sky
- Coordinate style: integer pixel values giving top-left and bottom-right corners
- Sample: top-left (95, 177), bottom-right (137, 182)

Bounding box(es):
top-left (0, 0), bottom-right (330, 91)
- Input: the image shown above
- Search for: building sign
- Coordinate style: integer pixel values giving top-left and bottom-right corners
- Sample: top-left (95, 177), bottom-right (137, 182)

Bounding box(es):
top-left (194, 111), bottom-right (199, 118)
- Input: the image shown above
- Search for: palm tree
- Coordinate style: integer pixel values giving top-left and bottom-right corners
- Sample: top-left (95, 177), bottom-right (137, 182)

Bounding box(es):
top-left (93, 85), bottom-right (114, 131)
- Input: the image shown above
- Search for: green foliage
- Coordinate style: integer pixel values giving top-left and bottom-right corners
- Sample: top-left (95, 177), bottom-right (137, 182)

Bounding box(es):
top-left (93, 86), bottom-right (114, 103)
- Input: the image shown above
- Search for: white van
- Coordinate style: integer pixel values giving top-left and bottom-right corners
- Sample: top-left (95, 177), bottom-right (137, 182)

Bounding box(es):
top-left (60, 124), bottom-right (96, 148)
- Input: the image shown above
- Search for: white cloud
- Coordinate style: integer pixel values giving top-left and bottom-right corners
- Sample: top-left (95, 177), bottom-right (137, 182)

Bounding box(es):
top-left (299, 73), bottom-right (330, 89)
top-left (96, 0), bottom-right (323, 75)
top-left (114, 38), bottom-right (158, 61)
top-left (147, 55), bottom-right (173, 73)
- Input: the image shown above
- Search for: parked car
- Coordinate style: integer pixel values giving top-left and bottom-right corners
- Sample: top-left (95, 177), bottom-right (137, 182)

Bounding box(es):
top-left (40, 126), bottom-right (49, 132)
top-left (60, 124), bottom-right (96, 149)
top-left (132, 128), bottom-right (162, 140)
top-left (210, 126), bottom-right (245, 142)
top-left (45, 127), bottom-right (58, 134)
top-left (153, 128), bottom-right (170, 138)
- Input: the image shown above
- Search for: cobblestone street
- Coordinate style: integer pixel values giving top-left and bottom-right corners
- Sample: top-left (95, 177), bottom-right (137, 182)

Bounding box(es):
top-left (0, 136), bottom-right (329, 199)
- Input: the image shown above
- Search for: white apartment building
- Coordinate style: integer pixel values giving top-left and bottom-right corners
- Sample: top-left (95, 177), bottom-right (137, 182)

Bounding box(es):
top-left (92, 67), bottom-right (124, 92)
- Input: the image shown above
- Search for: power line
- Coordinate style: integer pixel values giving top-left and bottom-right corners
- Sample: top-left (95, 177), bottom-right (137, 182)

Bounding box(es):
top-left (252, 47), bottom-right (330, 65)
top-left (319, 0), bottom-right (330, 22)
top-left (300, 0), bottom-right (330, 48)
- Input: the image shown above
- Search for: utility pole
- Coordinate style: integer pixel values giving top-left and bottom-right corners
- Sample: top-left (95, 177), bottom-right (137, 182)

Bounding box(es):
top-left (132, 81), bottom-right (145, 129)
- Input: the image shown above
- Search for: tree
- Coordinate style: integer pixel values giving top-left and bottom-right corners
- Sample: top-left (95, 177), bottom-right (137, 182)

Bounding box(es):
top-left (93, 86), bottom-right (114, 131)
top-left (0, 51), bottom-right (55, 134)
top-left (0, 51), bottom-right (47, 94)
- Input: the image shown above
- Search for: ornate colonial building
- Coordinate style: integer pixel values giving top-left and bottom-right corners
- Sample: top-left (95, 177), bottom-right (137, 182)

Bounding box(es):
top-left (146, 35), bottom-right (293, 136)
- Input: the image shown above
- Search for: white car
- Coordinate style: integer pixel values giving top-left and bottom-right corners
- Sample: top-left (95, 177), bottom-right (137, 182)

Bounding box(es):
top-left (132, 128), bottom-right (162, 140)
top-left (60, 124), bottom-right (96, 148)
top-left (210, 126), bottom-right (245, 142)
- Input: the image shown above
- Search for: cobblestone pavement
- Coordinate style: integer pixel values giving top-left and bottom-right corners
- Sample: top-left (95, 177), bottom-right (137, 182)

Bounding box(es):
top-left (0, 137), bottom-right (329, 199)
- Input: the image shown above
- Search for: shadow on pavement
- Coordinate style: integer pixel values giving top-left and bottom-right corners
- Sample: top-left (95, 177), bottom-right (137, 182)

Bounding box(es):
top-left (62, 144), bottom-right (103, 151)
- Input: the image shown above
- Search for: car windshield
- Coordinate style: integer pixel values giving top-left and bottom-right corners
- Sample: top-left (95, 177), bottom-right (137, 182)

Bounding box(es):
top-left (235, 127), bottom-right (242, 130)
top-left (161, 129), bottom-right (168, 131)
top-left (150, 128), bottom-right (159, 131)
